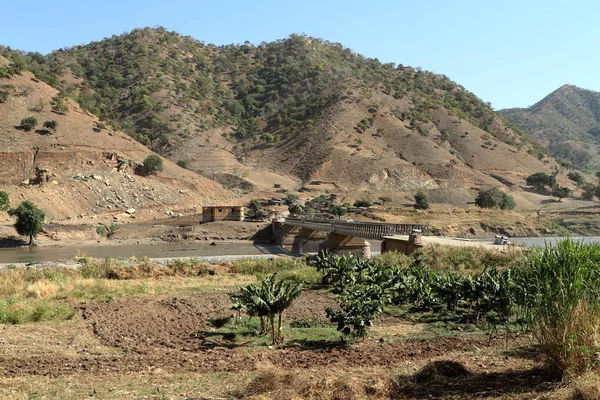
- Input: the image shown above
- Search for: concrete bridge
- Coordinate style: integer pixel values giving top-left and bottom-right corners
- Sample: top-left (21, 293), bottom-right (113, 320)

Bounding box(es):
top-left (272, 218), bottom-right (428, 257)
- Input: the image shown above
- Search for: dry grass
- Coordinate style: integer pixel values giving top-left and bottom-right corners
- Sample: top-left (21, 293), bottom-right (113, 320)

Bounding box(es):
top-left (25, 279), bottom-right (59, 299)
top-left (236, 367), bottom-right (396, 400)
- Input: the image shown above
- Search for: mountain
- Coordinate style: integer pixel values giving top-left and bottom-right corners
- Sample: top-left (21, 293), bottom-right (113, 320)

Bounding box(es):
top-left (0, 27), bottom-right (559, 207)
top-left (0, 55), bottom-right (231, 221)
top-left (501, 85), bottom-right (600, 171)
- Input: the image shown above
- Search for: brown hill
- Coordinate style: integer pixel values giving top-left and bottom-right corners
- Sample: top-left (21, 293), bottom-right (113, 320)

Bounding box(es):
top-left (0, 29), bottom-right (571, 209)
top-left (0, 56), bottom-right (232, 221)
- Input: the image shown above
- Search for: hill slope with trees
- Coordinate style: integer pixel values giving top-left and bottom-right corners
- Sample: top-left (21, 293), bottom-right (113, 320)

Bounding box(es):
top-left (0, 55), bottom-right (231, 221)
top-left (0, 27), bottom-right (561, 205)
top-left (501, 85), bottom-right (600, 171)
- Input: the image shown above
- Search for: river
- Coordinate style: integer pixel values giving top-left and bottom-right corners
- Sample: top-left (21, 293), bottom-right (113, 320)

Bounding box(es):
top-left (0, 242), bottom-right (290, 264)
top-left (0, 236), bottom-right (599, 264)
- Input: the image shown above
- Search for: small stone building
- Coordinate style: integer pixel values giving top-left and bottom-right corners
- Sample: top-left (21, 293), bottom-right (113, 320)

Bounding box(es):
top-left (202, 206), bottom-right (244, 223)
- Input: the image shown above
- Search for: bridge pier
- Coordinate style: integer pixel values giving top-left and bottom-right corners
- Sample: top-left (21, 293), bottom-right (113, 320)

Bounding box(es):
top-left (319, 233), bottom-right (371, 258)
top-left (272, 221), bottom-right (300, 247)
top-left (290, 227), bottom-right (327, 255)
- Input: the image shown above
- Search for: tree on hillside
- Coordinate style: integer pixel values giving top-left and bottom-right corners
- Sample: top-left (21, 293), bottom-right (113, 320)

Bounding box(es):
top-left (331, 205), bottom-right (347, 219)
top-left (567, 171), bottom-right (585, 187)
top-left (581, 183), bottom-right (596, 201)
top-left (140, 155), bottom-right (163, 175)
top-left (0, 191), bottom-right (9, 211)
top-left (42, 120), bottom-right (58, 133)
top-left (475, 187), bottom-right (515, 210)
top-left (288, 203), bottom-right (302, 215)
top-left (20, 117), bottom-right (37, 131)
top-left (246, 199), bottom-right (266, 219)
top-left (552, 186), bottom-right (572, 202)
top-left (8, 201), bottom-right (45, 245)
top-left (526, 172), bottom-right (555, 191)
top-left (414, 191), bottom-right (429, 210)
top-left (353, 200), bottom-right (372, 208)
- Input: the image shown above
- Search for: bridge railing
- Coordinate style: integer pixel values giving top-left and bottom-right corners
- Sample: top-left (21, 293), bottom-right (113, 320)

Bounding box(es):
top-left (284, 218), bottom-right (428, 240)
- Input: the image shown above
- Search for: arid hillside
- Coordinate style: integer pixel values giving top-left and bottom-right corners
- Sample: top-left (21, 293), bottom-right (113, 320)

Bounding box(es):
top-left (0, 56), bottom-right (232, 221)
top-left (0, 28), bottom-right (575, 209)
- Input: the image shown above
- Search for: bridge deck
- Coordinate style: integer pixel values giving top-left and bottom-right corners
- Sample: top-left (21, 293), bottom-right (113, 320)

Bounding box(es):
top-left (284, 218), bottom-right (428, 240)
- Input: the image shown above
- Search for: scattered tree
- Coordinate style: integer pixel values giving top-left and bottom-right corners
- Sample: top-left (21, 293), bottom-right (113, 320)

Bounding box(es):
top-left (0, 191), bottom-right (9, 211)
top-left (176, 160), bottom-right (188, 169)
top-left (353, 200), bottom-right (372, 208)
top-left (51, 95), bottom-right (68, 114)
top-left (331, 205), bottom-right (347, 219)
top-left (8, 201), bottom-right (45, 245)
top-left (526, 172), bottom-right (555, 191)
top-left (96, 223), bottom-right (119, 238)
top-left (552, 186), bottom-right (572, 202)
top-left (20, 117), bottom-right (37, 131)
top-left (414, 191), bottom-right (429, 210)
top-left (475, 187), bottom-right (515, 210)
top-left (581, 183), bottom-right (596, 201)
top-left (140, 155), bottom-right (163, 175)
top-left (567, 171), bottom-right (585, 187)
top-left (246, 199), bottom-right (266, 219)
top-left (284, 194), bottom-right (298, 205)
top-left (288, 203), bottom-right (302, 215)
top-left (42, 120), bottom-right (58, 133)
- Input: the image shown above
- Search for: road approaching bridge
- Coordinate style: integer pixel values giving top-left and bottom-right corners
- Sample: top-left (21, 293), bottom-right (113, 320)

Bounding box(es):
top-left (272, 218), bottom-right (428, 257)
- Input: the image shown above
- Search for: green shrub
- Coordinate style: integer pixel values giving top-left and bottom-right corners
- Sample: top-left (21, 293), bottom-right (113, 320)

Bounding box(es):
top-left (140, 155), bottom-right (163, 175)
top-left (0, 91), bottom-right (7, 103)
top-left (414, 191), bottom-right (429, 210)
top-left (20, 116), bottom-right (37, 131)
top-left (475, 187), bottom-right (515, 210)
top-left (176, 160), bottom-right (188, 169)
top-left (42, 120), bottom-right (58, 132)
top-left (353, 200), bottom-right (372, 208)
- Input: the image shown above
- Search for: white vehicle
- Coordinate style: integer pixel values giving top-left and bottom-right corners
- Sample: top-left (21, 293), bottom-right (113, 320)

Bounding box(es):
top-left (494, 235), bottom-right (511, 245)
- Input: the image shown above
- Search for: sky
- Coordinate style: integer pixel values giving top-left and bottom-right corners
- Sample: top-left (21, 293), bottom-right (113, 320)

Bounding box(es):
top-left (1, 0), bottom-right (598, 109)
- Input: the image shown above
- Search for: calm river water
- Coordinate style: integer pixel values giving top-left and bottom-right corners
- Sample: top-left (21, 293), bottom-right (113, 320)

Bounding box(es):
top-left (0, 236), bottom-right (598, 264)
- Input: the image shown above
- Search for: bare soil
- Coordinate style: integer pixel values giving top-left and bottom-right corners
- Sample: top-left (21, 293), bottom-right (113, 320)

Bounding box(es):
top-left (0, 289), bottom-right (566, 399)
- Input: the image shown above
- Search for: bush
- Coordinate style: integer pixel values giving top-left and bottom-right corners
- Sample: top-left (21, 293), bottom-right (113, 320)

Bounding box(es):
top-left (567, 171), bottom-right (585, 186)
top-left (51, 96), bottom-right (68, 114)
top-left (353, 200), bottom-right (372, 208)
top-left (140, 155), bottom-right (163, 175)
top-left (176, 160), bottom-right (188, 169)
top-left (552, 185), bottom-right (572, 202)
top-left (42, 120), bottom-right (58, 133)
top-left (20, 117), bottom-right (37, 131)
top-left (0, 91), bottom-right (7, 103)
top-left (475, 187), bottom-right (515, 210)
top-left (414, 191), bottom-right (429, 209)
top-left (0, 191), bottom-right (8, 211)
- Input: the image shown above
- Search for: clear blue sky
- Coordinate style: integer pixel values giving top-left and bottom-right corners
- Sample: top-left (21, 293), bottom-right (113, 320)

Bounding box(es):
top-left (1, 0), bottom-right (598, 109)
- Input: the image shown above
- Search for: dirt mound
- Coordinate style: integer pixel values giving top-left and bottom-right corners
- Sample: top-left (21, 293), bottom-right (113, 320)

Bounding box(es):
top-left (413, 360), bottom-right (471, 384)
top-left (238, 368), bottom-right (394, 400)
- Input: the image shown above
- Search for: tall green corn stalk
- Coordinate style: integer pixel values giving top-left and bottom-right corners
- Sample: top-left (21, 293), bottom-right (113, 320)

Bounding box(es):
top-left (515, 239), bottom-right (600, 377)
